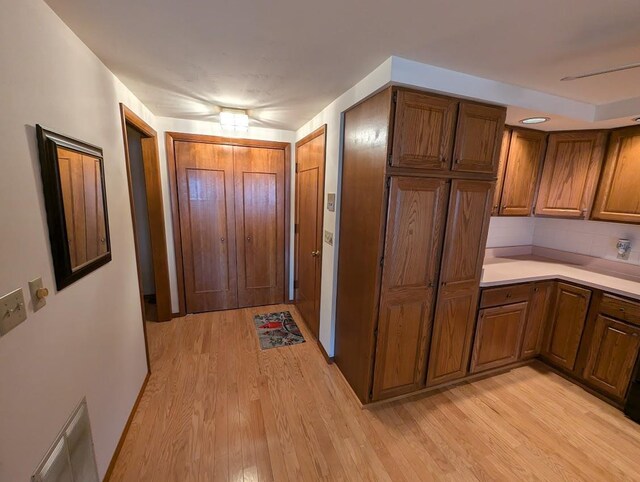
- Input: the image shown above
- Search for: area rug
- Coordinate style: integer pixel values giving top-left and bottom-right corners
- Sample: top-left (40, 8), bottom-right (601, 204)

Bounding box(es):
top-left (253, 311), bottom-right (305, 350)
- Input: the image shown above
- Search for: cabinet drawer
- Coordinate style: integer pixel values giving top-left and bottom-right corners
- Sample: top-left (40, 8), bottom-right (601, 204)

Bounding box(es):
top-left (600, 294), bottom-right (640, 327)
top-left (480, 284), bottom-right (531, 308)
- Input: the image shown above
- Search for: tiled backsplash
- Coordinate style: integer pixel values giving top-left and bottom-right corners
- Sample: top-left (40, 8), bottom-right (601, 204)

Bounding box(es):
top-left (487, 217), bottom-right (640, 266)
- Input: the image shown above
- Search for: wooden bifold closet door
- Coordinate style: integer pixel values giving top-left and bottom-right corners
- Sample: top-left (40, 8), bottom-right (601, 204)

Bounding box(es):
top-left (174, 140), bottom-right (285, 313)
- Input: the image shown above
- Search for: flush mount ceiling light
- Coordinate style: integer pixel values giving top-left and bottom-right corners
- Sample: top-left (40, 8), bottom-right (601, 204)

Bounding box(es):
top-left (520, 117), bottom-right (550, 125)
top-left (634, 116), bottom-right (640, 123)
top-left (561, 61), bottom-right (640, 81)
top-left (219, 108), bottom-right (249, 131)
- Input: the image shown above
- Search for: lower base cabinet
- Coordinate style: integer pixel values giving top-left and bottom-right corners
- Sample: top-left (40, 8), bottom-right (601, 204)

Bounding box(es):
top-left (521, 281), bottom-right (554, 359)
top-left (582, 315), bottom-right (640, 400)
top-left (470, 301), bottom-right (528, 373)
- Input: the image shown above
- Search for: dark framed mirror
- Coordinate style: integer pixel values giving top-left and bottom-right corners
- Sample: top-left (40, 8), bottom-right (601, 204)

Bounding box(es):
top-left (36, 125), bottom-right (112, 290)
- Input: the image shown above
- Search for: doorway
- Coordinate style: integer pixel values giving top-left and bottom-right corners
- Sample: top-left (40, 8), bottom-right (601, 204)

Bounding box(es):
top-left (119, 104), bottom-right (172, 325)
top-left (294, 125), bottom-right (327, 338)
top-left (166, 132), bottom-right (291, 315)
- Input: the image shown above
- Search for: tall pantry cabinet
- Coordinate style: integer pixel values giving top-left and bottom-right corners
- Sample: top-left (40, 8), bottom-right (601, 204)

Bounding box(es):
top-left (335, 87), bottom-right (506, 403)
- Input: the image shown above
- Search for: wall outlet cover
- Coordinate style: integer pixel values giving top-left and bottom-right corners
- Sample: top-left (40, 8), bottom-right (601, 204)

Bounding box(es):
top-left (326, 193), bottom-right (336, 212)
top-left (324, 230), bottom-right (333, 246)
top-left (0, 288), bottom-right (27, 336)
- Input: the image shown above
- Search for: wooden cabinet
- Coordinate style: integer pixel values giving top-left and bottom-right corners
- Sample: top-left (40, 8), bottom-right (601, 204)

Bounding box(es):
top-left (535, 131), bottom-right (607, 219)
top-left (581, 315), bottom-right (640, 399)
top-left (452, 102), bottom-right (506, 174)
top-left (372, 177), bottom-right (449, 400)
top-left (492, 128), bottom-right (511, 215)
top-left (592, 125), bottom-right (640, 224)
top-left (521, 281), bottom-right (554, 359)
top-left (426, 180), bottom-right (493, 386)
top-left (391, 91), bottom-right (457, 170)
top-left (498, 128), bottom-right (547, 216)
top-left (335, 87), bottom-right (504, 403)
top-left (470, 302), bottom-right (528, 373)
top-left (541, 283), bottom-right (591, 371)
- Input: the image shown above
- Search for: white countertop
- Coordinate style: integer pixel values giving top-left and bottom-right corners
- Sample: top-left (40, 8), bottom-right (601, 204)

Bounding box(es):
top-left (481, 257), bottom-right (640, 301)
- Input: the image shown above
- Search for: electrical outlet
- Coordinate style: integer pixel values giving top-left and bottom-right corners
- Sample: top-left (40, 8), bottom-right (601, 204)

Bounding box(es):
top-left (324, 230), bottom-right (334, 246)
top-left (0, 288), bottom-right (27, 336)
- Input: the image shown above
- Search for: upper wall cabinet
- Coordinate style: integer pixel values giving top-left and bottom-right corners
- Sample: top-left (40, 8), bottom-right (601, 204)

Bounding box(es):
top-left (391, 91), bottom-right (457, 170)
top-left (535, 131), bottom-right (607, 219)
top-left (592, 125), bottom-right (640, 224)
top-left (497, 128), bottom-right (547, 216)
top-left (492, 129), bottom-right (512, 215)
top-left (452, 102), bottom-right (506, 174)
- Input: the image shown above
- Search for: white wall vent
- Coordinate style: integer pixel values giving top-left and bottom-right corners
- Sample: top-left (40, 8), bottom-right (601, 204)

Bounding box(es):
top-left (32, 398), bottom-right (100, 482)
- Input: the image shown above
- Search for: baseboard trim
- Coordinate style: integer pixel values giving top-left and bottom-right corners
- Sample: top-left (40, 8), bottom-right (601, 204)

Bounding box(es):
top-left (102, 371), bottom-right (150, 482)
top-left (317, 340), bottom-right (334, 364)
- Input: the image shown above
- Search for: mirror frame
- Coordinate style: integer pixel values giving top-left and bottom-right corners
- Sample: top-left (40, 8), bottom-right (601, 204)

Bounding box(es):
top-left (36, 125), bottom-right (112, 290)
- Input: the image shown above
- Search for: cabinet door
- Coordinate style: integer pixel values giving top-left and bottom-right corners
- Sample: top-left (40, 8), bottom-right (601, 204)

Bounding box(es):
top-left (452, 102), bottom-right (506, 174)
top-left (234, 146), bottom-right (285, 307)
top-left (535, 131), bottom-right (607, 219)
top-left (372, 177), bottom-right (449, 400)
top-left (470, 302), bottom-right (528, 373)
top-left (427, 180), bottom-right (493, 386)
top-left (521, 281), bottom-right (553, 359)
top-left (391, 91), bottom-right (458, 170)
top-left (582, 315), bottom-right (640, 399)
top-left (492, 128), bottom-right (511, 215)
top-left (499, 128), bottom-right (547, 216)
top-left (592, 125), bottom-right (640, 223)
top-left (541, 283), bottom-right (591, 370)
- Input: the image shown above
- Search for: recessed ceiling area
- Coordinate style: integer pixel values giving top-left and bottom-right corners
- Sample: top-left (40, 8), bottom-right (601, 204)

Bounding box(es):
top-left (45, 0), bottom-right (640, 130)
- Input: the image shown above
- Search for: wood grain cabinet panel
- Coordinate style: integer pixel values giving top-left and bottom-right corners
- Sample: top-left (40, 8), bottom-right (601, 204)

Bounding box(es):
top-left (521, 281), bottom-right (554, 359)
top-left (535, 131), bottom-right (607, 219)
top-left (582, 315), bottom-right (640, 399)
top-left (452, 102), bottom-right (506, 174)
top-left (592, 125), bottom-right (640, 224)
top-left (372, 177), bottom-right (449, 400)
top-left (499, 128), bottom-right (547, 216)
top-left (492, 128), bottom-right (511, 215)
top-left (427, 180), bottom-right (493, 386)
top-left (470, 301), bottom-right (528, 373)
top-left (391, 91), bottom-right (458, 170)
top-left (541, 283), bottom-right (591, 371)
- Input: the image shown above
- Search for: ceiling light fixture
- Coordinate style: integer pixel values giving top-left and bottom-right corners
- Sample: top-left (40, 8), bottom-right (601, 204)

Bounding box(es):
top-left (634, 116), bottom-right (640, 123)
top-left (219, 108), bottom-right (249, 131)
top-left (520, 117), bottom-right (550, 125)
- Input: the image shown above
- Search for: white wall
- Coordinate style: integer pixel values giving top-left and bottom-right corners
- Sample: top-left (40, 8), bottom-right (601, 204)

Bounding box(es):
top-left (154, 117), bottom-right (296, 312)
top-left (533, 218), bottom-right (640, 265)
top-left (486, 217), bottom-right (536, 248)
top-left (295, 59), bottom-right (392, 356)
top-left (0, 1), bottom-right (155, 480)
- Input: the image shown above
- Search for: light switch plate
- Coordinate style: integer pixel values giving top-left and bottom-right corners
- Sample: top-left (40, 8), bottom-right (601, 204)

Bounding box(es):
top-left (0, 288), bottom-right (27, 336)
top-left (29, 277), bottom-right (47, 311)
top-left (324, 230), bottom-right (334, 246)
top-left (326, 193), bottom-right (336, 212)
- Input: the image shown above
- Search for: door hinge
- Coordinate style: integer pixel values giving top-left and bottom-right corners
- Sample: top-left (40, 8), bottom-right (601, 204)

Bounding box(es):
top-left (295, 162), bottom-right (299, 173)
top-left (392, 91), bottom-right (398, 104)
top-left (385, 177), bottom-right (391, 189)
top-left (387, 153), bottom-right (393, 166)
top-left (379, 256), bottom-right (384, 267)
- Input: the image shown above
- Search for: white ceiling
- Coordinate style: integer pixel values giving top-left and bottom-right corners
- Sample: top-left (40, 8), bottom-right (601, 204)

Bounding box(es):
top-left (45, 0), bottom-right (640, 130)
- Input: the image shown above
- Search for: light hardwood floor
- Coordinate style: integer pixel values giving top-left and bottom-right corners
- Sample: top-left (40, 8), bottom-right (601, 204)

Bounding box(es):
top-left (109, 304), bottom-right (640, 481)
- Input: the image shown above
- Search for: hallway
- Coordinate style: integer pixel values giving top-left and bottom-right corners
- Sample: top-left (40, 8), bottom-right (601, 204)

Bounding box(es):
top-left (109, 306), bottom-right (640, 481)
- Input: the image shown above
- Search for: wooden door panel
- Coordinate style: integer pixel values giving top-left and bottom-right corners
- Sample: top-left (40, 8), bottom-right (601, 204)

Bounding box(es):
top-left (471, 302), bottom-right (528, 373)
top-left (427, 180), bottom-right (493, 386)
top-left (521, 281), bottom-right (553, 359)
top-left (452, 102), bottom-right (506, 174)
top-left (176, 141), bottom-right (237, 312)
top-left (372, 177), bottom-right (448, 399)
top-left (542, 283), bottom-right (591, 370)
top-left (499, 128), bottom-right (546, 216)
top-left (536, 131), bottom-right (607, 219)
top-left (234, 146), bottom-right (285, 307)
top-left (592, 126), bottom-right (640, 223)
top-left (492, 128), bottom-right (511, 215)
top-left (295, 130), bottom-right (325, 337)
top-left (583, 315), bottom-right (640, 399)
top-left (391, 91), bottom-right (457, 170)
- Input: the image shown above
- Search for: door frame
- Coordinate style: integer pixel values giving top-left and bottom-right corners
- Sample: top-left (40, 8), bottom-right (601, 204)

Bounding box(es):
top-left (293, 125), bottom-right (327, 335)
top-left (119, 104), bottom-right (173, 367)
top-left (166, 132), bottom-right (292, 316)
